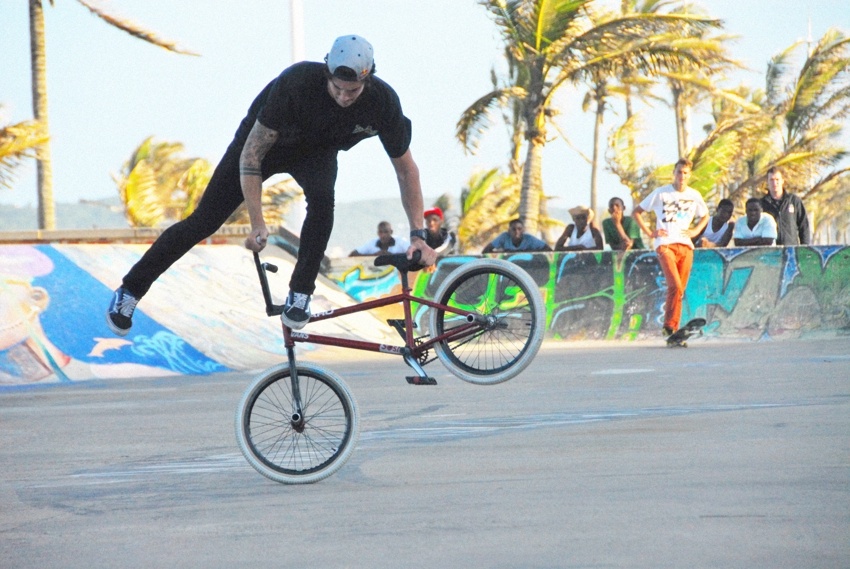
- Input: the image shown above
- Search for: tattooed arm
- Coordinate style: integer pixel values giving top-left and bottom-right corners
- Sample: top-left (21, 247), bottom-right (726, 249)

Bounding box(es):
top-left (240, 120), bottom-right (279, 252)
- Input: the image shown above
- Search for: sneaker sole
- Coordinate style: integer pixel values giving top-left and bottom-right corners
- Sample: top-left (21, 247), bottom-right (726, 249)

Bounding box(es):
top-left (281, 314), bottom-right (309, 331)
top-left (105, 312), bottom-right (131, 337)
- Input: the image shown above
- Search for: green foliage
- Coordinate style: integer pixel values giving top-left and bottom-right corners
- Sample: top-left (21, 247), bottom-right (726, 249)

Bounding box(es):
top-left (459, 0), bottom-right (723, 232)
top-left (0, 117), bottom-right (48, 191)
top-left (114, 137), bottom-right (303, 229)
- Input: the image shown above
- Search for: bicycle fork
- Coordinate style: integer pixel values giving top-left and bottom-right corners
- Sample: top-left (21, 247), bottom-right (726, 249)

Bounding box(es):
top-left (286, 345), bottom-right (306, 432)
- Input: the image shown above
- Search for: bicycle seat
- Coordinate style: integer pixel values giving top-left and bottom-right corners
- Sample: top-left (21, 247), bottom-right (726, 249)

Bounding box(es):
top-left (374, 251), bottom-right (424, 272)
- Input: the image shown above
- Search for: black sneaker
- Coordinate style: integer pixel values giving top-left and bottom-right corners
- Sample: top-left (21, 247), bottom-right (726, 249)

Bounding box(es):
top-left (106, 287), bottom-right (139, 336)
top-left (662, 326), bottom-right (674, 338)
top-left (282, 291), bottom-right (311, 330)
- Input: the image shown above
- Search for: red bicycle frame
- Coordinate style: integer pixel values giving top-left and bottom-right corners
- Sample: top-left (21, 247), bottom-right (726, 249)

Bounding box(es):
top-left (253, 252), bottom-right (487, 379)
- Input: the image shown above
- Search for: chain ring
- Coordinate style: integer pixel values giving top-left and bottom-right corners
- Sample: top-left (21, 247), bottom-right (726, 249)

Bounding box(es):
top-left (414, 336), bottom-right (429, 365)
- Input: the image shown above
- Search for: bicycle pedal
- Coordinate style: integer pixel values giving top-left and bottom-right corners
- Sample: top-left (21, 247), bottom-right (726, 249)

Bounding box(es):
top-left (406, 376), bottom-right (437, 386)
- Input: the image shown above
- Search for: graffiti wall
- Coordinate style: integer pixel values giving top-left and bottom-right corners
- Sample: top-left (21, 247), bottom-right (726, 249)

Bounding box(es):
top-left (3, 243), bottom-right (847, 385)
top-left (332, 246), bottom-right (850, 342)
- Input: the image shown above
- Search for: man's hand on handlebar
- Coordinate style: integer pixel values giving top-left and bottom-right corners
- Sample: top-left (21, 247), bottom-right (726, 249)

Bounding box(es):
top-left (407, 238), bottom-right (437, 266)
top-left (245, 226), bottom-right (269, 252)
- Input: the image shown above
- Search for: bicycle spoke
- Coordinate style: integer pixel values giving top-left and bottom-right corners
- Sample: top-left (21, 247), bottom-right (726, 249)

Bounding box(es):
top-left (429, 259), bottom-right (544, 385)
top-left (240, 368), bottom-right (357, 479)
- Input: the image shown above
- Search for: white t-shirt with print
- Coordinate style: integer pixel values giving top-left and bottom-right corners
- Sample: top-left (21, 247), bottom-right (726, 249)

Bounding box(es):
top-left (638, 184), bottom-right (708, 249)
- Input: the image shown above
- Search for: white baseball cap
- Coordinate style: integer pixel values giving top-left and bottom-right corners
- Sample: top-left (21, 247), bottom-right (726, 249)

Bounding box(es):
top-left (326, 35), bottom-right (375, 81)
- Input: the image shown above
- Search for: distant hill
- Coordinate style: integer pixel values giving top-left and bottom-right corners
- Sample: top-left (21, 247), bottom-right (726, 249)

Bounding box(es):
top-left (0, 196), bottom-right (446, 256)
top-left (0, 197), bottom-right (128, 231)
top-left (0, 196), bottom-right (572, 255)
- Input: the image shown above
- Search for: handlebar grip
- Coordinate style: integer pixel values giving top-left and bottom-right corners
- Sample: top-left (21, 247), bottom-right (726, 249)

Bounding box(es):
top-left (374, 250), bottom-right (423, 271)
top-left (264, 262), bottom-right (278, 273)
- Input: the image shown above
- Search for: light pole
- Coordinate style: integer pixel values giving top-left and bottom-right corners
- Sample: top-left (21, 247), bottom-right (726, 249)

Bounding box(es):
top-left (290, 0), bottom-right (305, 64)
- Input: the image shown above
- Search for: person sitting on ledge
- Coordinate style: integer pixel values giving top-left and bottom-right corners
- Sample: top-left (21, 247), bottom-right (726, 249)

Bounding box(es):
top-left (349, 221), bottom-right (409, 256)
top-left (423, 206), bottom-right (457, 257)
top-left (555, 205), bottom-right (603, 251)
top-left (482, 218), bottom-right (551, 253)
top-left (733, 198), bottom-right (777, 247)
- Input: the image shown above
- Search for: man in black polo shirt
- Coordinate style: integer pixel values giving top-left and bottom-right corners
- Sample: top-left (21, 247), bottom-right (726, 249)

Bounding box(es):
top-left (760, 166), bottom-right (811, 246)
top-left (107, 35), bottom-right (436, 335)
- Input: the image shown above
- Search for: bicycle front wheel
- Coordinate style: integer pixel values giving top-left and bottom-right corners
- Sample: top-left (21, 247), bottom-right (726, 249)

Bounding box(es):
top-left (235, 362), bottom-right (359, 484)
top-left (428, 258), bottom-right (545, 385)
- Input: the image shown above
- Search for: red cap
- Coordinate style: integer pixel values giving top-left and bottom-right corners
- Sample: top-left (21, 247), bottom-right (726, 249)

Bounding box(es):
top-left (424, 206), bottom-right (443, 220)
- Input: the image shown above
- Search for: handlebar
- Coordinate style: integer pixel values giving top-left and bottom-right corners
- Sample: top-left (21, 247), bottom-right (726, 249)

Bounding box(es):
top-left (254, 249), bottom-right (424, 318)
top-left (374, 250), bottom-right (423, 272)
top-left (253, 252), bottom-right (283, 316)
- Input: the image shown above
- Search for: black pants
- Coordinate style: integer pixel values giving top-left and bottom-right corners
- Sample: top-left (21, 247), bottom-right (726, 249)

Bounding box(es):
top-left (122, 144), bottom-right (338, 298)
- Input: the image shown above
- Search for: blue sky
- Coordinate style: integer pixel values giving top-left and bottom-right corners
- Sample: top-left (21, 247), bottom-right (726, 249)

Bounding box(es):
top-left (2, 0), bottom-right (848, 220)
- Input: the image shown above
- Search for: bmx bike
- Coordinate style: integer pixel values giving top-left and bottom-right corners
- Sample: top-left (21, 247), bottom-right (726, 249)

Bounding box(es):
top-left (235, 251), bottom-right (545, 484)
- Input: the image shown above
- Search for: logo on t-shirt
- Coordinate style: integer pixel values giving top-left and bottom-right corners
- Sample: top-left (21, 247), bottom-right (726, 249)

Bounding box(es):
top-left (353, 124), bottom-right (378, 136)
top-left (660, 194), bottom-right (699, 224)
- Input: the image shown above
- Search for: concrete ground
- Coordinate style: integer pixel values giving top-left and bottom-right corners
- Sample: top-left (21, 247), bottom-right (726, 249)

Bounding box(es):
top-left (1, 337), bottom-right (848, 569)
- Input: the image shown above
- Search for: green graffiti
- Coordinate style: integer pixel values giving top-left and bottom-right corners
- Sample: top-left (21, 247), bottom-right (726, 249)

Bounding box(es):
top-left (788, 248), bottom-right (850, 327)
top-left (605, 253), bottom-right (647, 340)
top-left (334, 247), bottom-right (850, 340)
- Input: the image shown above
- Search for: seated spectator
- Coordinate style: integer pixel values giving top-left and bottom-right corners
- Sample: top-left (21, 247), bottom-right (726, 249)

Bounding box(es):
top-left (696, 198), bottom-right (735, 248)
top-left (602, 197), bottom-right (644, 251)
top-left (424, 206), bottom-right (457, 256)
top-left (555, 205), bottom-right (604, 251)
top-left (349, 221), bottom-right (409, 256)
top-left (482, 218), bottom-right (551, 253)
top-left (733, 198), bottom-right (777, 246)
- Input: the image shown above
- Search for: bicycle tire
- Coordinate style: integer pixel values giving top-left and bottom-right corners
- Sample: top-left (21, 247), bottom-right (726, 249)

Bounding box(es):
top-left (235, 362), bottom-right (359, 484)
top-left (428, 258), bottom-right (545, 385)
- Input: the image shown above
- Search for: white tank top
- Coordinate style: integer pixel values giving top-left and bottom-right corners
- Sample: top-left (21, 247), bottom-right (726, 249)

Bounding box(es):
top-left (570, 226), bottom-right (597, 249)
top-left (702, 216), bottom-right (729, 244)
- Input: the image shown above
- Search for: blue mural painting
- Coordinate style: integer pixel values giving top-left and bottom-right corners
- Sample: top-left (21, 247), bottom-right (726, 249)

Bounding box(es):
top-left (0, 245), bottom-right (228, 384)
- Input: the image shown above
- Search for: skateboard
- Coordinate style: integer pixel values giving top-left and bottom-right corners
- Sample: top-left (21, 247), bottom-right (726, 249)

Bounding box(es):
top-left (666, 318), bottom-right (706, 347)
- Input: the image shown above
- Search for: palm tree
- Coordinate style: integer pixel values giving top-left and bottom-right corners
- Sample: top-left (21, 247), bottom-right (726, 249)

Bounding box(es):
top-left (115, 137), bottom-right (302, 229)
top-left (658, 33), bottom-right (741, 157)
top-left (722, 29), bottom-right (850, 238)
top-left (0, 115), bottom-right (48, 190)
top-left (578, 0), bottom-right (734, 211)
top-left (456, 167), bottom-right (521, 251)
top-left (114, 137), bottom-right (213, 228)
top-left (27, 0), bottom-right (197, 231)
top-left (458, 0), bottom-right (721, 233)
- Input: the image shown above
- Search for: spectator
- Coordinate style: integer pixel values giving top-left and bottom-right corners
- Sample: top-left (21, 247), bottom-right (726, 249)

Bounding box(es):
top-left (760, 166), bottom-right (811, 245)
top-left (555, 205), bottom-right (604, 251)
top-left (424, 206), bottom-right (457, 256)
top-left (632, 158), bottom-right (708, 337)
top-left (349, 221), bottom-right (409, 256)
top-left (733, 198), bottom-right (777, 246)
top-left (602, 197), bottom-right (644, 251)
top-left (696, 198), bottom-right (735, 248)
top-left (482, 218), bottom-right (551, 253)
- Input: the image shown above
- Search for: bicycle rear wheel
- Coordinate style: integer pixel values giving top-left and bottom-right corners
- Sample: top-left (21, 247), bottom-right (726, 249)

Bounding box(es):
top-left (428, 258), bottom-right (545, 385)
top-left (235, 362), bottom-right (359, 484)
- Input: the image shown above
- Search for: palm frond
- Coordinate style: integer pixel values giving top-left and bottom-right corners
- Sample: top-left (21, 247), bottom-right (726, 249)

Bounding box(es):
top-left (765, 41), bottom-right (803, 107)
top-left (76, 0), bottom-right (199, 56)
top-left (122, 160), bottom-right (163, 227)
top-left (0, 120), bottom-right (49, 190)
top-left (456, 86), bottom-right (528, 153)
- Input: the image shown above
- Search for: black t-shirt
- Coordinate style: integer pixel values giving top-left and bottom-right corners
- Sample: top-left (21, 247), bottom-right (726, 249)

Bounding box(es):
top-left (233, 62), bottom-right (412, 159)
